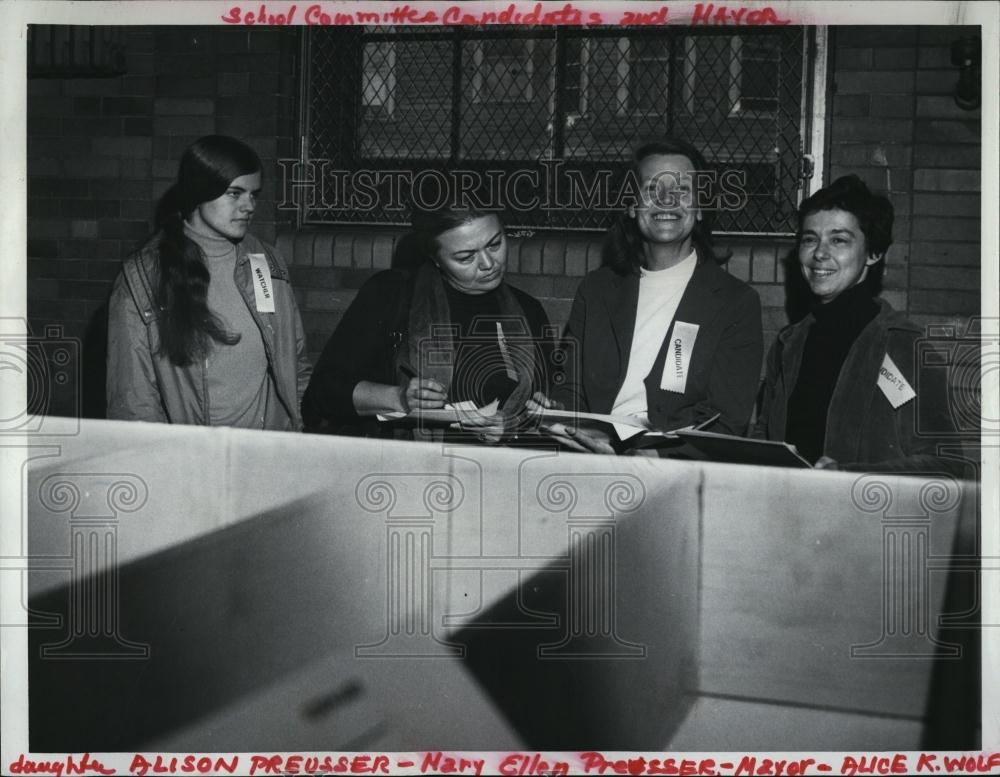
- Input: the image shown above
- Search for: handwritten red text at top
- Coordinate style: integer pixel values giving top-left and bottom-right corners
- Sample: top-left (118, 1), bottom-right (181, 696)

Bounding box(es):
top-left (221, 3), bottom-right (792, 26)
top-left (220, 3), bottom-right (600, 25)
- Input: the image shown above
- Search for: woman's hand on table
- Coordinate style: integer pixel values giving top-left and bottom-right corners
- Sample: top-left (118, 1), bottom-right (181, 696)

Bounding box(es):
top-left (526, 391), bottom-right (562, 412)
top-left (527, 392), bottom-right (616, 454)
top-left (542, 423), bottom-right (616, 455)
top-left (452, 407), bottom-right (506, 444)
top-left (399, 377), bottom-right (446, 413)
top-left (814, 456), bottom-right (840, 470)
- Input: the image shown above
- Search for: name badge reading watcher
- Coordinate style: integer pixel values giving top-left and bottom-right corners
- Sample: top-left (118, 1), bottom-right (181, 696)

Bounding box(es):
top-left (660, 321), bottom-right (700, 394)
top-left (248, 253), bottom-right (275, 313)
top-left (877, 353), bottom-right (916, 409)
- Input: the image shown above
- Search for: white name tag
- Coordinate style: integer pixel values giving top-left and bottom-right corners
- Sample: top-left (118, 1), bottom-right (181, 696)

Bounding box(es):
top-left (877, 353), bottom-right (916, 409)
top-left (660, 320), bottom-right (699, 394)
top-left (248, 253), bottom-right (275, 313)
top-left (496, 322), bottom-right (518, 381)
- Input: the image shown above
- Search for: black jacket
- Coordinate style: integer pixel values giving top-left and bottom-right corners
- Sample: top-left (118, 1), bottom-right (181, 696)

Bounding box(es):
top-left (302, 269), bottom-right (551, 435)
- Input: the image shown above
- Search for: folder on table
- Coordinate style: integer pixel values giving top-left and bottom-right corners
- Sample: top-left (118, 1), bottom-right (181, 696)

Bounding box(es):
top-left (673, 429), bottom-right (813, 468)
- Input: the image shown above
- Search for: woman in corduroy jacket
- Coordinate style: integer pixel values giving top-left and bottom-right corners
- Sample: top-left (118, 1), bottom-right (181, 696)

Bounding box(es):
top-left (754, 175), bottom-right (968, 475)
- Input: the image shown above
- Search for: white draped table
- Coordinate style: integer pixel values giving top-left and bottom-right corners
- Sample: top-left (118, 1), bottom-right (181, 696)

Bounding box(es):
top-left (19, 418), bottom-right (979, 752)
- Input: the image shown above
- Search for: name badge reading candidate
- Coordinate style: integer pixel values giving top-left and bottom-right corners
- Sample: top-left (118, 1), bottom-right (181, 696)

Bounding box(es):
top-left (877, 353), bottom-right (916, 409)
top-left (660, 321), bottom-right (699, 393)
top-left (247, 253), bottom-right (275, 313)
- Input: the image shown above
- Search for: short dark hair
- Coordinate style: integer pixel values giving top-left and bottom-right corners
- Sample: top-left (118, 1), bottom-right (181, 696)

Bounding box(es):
top-left (798, 174), bottom-right (893, 296)
top-left (408, 204), bottom-right (502, 264)
top-left (798, 174), bottom-right (894, 259)
top-left (603, 137), bottom-right (717, 275)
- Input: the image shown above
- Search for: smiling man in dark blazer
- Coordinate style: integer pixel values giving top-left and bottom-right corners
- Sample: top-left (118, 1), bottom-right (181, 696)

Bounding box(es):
top-left (545, 138), bottom-right (763, 455)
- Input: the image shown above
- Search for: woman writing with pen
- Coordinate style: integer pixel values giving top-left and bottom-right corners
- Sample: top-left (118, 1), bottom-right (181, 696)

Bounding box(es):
top-left (301, 204), bottom-right (554, 442)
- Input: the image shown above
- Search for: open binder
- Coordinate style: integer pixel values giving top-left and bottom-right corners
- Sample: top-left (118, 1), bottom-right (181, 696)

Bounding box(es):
top-left (527, 409), bottom-right (722, 452)
top-left (380, 404), bottom-right (739, 455)
top-left (673, 429), bottom-right (813, 468)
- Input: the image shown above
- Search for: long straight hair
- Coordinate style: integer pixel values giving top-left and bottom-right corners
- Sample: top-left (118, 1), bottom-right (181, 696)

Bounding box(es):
top-left (603, 138), bottom-right (717, 275)
top-left (155, 135), bottom-right (262, 366)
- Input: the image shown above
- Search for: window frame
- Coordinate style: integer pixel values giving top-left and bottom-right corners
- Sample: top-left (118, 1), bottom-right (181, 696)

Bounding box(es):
top-left (298, 26), bottom-right (829, 236)
top-left (361, 39), bottom-right (397, 119)
top-left (726, 34), bottom-right (782, 118)
top-left (469, 37), bottom-right (536, 104)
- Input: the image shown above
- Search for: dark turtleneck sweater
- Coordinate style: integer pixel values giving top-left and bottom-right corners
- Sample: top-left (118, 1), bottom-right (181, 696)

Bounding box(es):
top-left (786, 283), bottom-right (879, 463)
top-left (443, 282), bottom-right (519, 408)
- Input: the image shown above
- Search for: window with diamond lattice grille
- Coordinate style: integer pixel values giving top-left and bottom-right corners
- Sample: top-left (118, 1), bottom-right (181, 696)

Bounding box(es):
top-left (303, 26), bottom-right (822, 234)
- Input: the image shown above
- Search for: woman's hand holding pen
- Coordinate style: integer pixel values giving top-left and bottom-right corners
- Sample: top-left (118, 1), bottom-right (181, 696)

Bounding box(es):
top-left (398, 378), bottom-right (446, 412)
top-left (398, 363), bottom-right (446, 413)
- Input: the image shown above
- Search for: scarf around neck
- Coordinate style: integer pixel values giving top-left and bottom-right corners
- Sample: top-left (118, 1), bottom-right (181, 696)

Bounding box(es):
top-left (394, 262), bottom-right (536, 421)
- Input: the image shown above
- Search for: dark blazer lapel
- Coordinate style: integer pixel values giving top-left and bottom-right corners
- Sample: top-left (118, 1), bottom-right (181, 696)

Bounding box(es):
top-left (825, 316), bottom-right (885, 462)
top-left (606, 271), bottom-right (640, 390)
top-left (670, 257), bottom-right (726, 335)
top-left (772, 321), bottom-right (810, 441)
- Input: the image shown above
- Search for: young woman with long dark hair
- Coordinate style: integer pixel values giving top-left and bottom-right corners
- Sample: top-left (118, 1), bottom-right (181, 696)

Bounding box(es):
top-left (106, 135), bottom-right (310, 429)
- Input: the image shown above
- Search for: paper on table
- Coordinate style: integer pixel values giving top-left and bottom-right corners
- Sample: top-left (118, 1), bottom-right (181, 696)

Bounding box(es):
top-left (377, 399), bottom-right (499, 424)
top-left (451, 399), bottom-right (499, 416)
top-left (529, 408), bottom-right (721, 443)
top-left (527, 407), bottom-right (651, 440)
top-left (673, 428), bottom-right (813, 468)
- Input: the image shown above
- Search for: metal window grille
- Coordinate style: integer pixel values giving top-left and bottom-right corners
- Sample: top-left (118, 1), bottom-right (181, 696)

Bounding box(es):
top-left (302, 26), bottom-right (815, 234)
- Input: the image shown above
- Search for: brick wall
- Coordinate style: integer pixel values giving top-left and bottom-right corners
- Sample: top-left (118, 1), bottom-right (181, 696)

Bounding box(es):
top-left (287, 26), bottom-right (983, 368)
top-left (26, 25), bottom-right (983, 418)
top-left (277, 227), bottom-right (797, 368)
top-left (27, 26), bottom-right (298, 415)
top-left (829, 25), bottom-right (982, 332)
